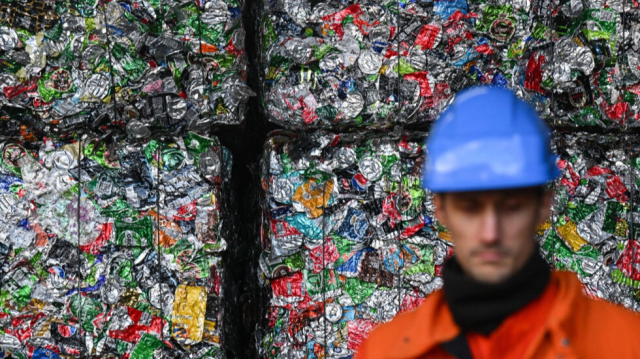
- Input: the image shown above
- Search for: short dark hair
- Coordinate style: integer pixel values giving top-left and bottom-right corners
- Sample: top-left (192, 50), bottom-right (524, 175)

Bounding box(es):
top-left (436, 186), bottom-right (547, 209)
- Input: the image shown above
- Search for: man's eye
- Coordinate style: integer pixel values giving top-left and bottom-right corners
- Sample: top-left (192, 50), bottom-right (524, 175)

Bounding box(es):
top-left (502, 202), bottom-right (523, 211)
top-left (459, 203), bottom-right (479, 212)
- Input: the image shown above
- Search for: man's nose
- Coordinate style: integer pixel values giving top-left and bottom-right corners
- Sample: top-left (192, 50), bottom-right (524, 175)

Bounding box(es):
top-left (479, 206), bottom-right (500, 244)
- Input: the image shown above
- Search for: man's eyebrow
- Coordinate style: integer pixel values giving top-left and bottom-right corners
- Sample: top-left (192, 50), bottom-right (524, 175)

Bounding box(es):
top-left (454, 196), bottom-right (479, 202)
top-left (505, 190), bottom-right (534, 198)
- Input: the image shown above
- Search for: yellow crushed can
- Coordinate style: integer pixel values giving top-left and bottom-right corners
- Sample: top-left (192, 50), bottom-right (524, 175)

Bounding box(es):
top-left (171, 285), bottom-right (207, 344)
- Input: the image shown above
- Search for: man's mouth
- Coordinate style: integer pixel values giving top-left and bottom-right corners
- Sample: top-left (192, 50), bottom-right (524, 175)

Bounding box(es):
top-left (474, 250), bottom-right (507, 263)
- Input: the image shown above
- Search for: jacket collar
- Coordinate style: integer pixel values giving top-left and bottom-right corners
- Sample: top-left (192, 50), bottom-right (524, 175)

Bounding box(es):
top-left (384, 271), bottom-right (583, 359)
top-left (530, 271), bottom-right (582, 359)
top-left (545, 271), bottom-right (580, 330)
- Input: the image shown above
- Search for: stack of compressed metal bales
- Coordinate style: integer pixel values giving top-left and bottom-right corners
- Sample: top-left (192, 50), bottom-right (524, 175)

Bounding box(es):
top-left (253, 0), bottom-right (640, 356)
top-left (0, 0), bottom-right (247, 356)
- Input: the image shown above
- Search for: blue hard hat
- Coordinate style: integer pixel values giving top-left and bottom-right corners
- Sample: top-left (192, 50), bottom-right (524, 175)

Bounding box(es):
top-left (423, 86), bottom-right (559, 193)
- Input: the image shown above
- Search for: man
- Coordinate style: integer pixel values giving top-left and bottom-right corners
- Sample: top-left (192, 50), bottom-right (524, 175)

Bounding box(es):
top-left (356, 87), bottom-right (640, 359)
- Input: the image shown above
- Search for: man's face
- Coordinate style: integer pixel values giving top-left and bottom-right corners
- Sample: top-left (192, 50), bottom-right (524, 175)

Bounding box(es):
top-left (434, 188), bottom-right (551, 284)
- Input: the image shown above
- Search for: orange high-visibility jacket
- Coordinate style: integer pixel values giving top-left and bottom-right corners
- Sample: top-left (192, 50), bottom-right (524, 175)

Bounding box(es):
top-left (356, 271), bottom-right (640, 359)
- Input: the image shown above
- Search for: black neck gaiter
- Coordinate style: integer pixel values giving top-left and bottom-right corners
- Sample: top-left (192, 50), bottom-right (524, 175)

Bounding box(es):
top-left (442, 248), bottom-right (551, 336)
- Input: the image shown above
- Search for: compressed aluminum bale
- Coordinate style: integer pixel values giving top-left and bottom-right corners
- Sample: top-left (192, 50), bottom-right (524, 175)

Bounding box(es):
top-left (255, 0), bottom-right (640, 130)
top-left (538, 132), bottom-right (640, 310)
top-left (257, 129), bottom-right (451, 358)
top-left (0, 0), bottom-right (253, 141)
top-left (0, 133), bottom-right (232, 358)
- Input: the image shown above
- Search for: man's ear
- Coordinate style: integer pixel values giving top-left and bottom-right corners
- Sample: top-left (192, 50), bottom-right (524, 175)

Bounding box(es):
top-left (537, 189), bottom-right (552, 226)
top-left (433, 194), bottom-right (447, 228)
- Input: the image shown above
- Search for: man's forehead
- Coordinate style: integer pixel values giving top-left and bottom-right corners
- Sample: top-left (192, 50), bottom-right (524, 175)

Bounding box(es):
top-left (443, 188), bottom-right (538, 200)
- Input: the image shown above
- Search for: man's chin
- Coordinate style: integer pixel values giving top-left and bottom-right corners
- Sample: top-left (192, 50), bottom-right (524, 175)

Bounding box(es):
top-left (469, 266), bottom-right (512, 284)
